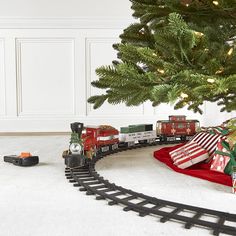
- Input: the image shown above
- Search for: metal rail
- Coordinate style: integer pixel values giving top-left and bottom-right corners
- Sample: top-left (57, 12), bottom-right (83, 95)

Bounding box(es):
top-left (64, 142), bottom-right (236, 235)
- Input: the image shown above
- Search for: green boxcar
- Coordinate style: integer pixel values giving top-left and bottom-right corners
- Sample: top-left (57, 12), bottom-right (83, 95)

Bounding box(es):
top-left (120, 124), bottom-right (153, 133)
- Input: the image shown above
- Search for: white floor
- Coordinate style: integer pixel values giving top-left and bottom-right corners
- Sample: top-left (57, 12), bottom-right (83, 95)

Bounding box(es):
top-left (0, 135), bottom-right (235, 236)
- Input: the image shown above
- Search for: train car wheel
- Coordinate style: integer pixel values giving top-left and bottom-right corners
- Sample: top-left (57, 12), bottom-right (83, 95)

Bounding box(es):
top-left (147, 138), bottom-right (156, 144)
top-left (138, 140), bottom-right (147, 144)
top-left (166, 136), bottom-right (176, 142)
top-left (127, 141), bottom-right (135, 147)
top-left (121, 142), bottom-right (135, 148)
top-left (110, 143), bottom-right (118, 151)
top-left (118, 142), bottom-right (126, 148)
top-left (185, 135), bottom-right (193, 141)
top-left (159, 136), bottom-right (167, 142)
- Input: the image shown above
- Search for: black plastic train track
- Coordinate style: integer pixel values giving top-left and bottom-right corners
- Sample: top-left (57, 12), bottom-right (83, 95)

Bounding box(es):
top-left (65, 141), bottom-right (236, 236)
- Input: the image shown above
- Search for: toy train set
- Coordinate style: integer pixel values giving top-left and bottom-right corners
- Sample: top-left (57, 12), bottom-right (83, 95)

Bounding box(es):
top-left (63, 115), bottom-right (200, 168)
top-left (63, 116), bottom-right (236, 235)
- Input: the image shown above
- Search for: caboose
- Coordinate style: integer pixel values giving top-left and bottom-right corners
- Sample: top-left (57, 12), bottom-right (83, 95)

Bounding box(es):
top-left (156, 115), bottom-right (199, 142)
top-left (82, 125), bottom-right (119, 157)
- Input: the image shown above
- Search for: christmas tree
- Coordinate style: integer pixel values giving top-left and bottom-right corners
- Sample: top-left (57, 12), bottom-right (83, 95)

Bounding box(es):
top-left (88, 0), bottom-right (236, 114)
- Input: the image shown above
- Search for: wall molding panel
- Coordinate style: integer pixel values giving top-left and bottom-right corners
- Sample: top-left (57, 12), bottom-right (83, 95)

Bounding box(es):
top-left (15, 37), bottom-right (76, 118)
top-left (0, 38), bottom-right (6, 116)
top-left (0, 18), bottom-right (233, 132)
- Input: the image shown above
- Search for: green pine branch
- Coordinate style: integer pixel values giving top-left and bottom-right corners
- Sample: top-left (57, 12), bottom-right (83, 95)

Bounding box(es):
top-left (88, 0), bottom-right (236, 113)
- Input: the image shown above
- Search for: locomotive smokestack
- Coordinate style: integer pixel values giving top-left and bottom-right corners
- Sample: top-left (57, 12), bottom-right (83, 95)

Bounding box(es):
top-left (70, 122), bottom-right (84, 138)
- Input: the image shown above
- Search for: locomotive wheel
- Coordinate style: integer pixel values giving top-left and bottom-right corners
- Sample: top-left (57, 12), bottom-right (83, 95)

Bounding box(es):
top-left (96, 148), bottom-right (102, 155)
top-left (100, 146), bottom-right (110, 153)
top-left (93, 146), bottom-right (97, 157)
top-left (110, 143), bottom-right (118, 151)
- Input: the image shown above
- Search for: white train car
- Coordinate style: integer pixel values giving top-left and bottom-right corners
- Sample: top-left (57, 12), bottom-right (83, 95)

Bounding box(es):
top-left (119, 124), bottom-right (156, 147)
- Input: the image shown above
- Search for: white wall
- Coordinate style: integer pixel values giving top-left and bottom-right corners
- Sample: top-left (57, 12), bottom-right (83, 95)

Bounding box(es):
top-left (0, 1), bottom-right (235, 132)
top-left (0, 0), bottom-right (132, 18)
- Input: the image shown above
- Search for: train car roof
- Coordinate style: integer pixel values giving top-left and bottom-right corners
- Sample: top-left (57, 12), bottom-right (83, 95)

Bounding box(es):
top-left (169, 115), bottom-right (186, 117)
top-left (156, 120), bottom-right (200, 122)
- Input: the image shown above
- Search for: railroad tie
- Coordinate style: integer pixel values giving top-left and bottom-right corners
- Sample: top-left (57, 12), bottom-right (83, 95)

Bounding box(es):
top-left (160, 208), bottom-right (182, 223)
top-left (213, 216), bottom-right (226, 236)
top-left (184, 212), bottom-right (202, 229)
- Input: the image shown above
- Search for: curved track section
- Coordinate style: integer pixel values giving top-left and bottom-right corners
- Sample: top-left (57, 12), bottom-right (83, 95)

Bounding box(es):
top-left (65, 143), bottom-right (236, 236)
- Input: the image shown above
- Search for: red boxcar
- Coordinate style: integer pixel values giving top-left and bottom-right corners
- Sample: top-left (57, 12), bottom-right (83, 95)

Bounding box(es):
top-left (156, 115), bottom-right (199, 141)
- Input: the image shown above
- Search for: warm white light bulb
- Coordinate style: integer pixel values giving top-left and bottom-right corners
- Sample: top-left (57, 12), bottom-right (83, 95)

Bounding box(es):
top-left (227, 48), bottom-right (234, 56)
top-left (207, 79), bottom-right (215, 83)
top-left (194, 31), bottom-right (204, 37)
top-left (215, 69), bottom-right (224, 74)
top-left (157, 69), bottom-right (165, 74)
top-left (180, 93), bottom-right (189, 98)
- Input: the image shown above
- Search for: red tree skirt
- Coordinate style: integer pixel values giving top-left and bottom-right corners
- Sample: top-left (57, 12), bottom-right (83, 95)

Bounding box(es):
top-left (153, 144), bottom-right (232, 187)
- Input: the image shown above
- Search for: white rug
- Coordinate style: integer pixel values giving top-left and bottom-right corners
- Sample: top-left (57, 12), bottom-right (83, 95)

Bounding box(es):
top-left (0, 136), bottom-right (235, 236)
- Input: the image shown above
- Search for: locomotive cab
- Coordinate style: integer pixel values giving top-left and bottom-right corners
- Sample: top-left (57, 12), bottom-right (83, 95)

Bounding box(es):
top-left (82, 126), bottom-right (99, 158)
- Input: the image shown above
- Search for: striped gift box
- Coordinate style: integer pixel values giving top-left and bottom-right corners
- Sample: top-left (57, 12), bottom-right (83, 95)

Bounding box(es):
top-left (170, 142), bottom-right (201, 162)
top-left (172, 142), bottom-right (209, 169)
top-left (189, 132), bottom-right (223, 161)
top-left (201, 126), bottom-right (229, 136)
